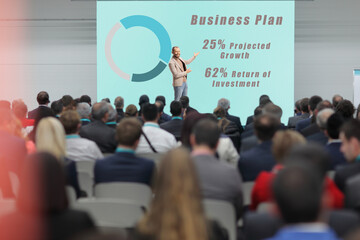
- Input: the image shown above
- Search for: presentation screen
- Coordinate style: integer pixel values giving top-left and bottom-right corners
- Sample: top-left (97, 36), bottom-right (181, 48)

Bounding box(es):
top-left (97, 0), bottom-right (294, 123)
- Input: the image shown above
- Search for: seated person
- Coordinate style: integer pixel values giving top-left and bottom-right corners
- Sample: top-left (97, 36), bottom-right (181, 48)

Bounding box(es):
top-left (95, 118), bottom-right (155, 186)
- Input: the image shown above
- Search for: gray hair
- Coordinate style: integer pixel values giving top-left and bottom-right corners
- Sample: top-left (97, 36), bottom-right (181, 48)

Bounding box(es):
top-left (108, 104), bottom-right (117, 122)
top-left (316, 108), bottom-right (335, 129)
top-left (217, 98), bottom-right (230, 110)
top-left (92, 101), bottom-right (110, 120)
top-left (114, 96), bottom-right (124, 109)
top-left (76, 102), bottom-right (91, 118)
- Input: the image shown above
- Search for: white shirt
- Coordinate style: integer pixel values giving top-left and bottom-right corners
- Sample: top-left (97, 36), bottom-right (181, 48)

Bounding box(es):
top-left (136, 122), bottom-right (177, 154)
top-left (66, 135), bottom-right (104, 162)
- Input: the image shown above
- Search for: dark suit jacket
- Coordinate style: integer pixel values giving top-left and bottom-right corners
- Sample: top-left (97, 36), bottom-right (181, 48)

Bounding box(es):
top-left (226, 113), bottom-right (244, 134)
top-left (240, 135), bottom-right (258, 153)
top-left (306, 131), bottom-right (328, 146)
top-left (334, 162), bottom-right (360, 192)
top-left (79, 120), bottom-right (117, 153)
top-left (238, 140), bottom-right (276, 182)
top-left (246, 115), bottom-right (253, 126)
top-left (301, 122), bottom-right (320, 137)
top-left (295, 117), bottom-right (312, 131)
top-left (160, 118), bottom-right (183, 141)
top-left (116, 109), bottom-right (125, 122)
top-left (287, 112), bottom-right (310, 129)
top-left (28, 106), bottom-right (53, 119)
top-left (94, 152), bottom-right (155, 186)
top-left (325, 142), bottom-right (347, 170)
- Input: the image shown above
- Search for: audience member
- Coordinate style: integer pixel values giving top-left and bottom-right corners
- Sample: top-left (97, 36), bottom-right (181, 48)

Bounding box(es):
top-left (160, 100), bottom-right (183, 141)
top-left (287, 97), bottom-right (309, 128)
top-left (155, 95), bottom-right (172, 122)
top-left (213, 106), bottom-right (240, 136)
top-left (0, 152), bottom-right (95, 240)
top-left (62, 95), bottom-right (76, 111)
top-left (336, 100), bottom-right (355, 121)
top-left (76, 102), bottom-right (91, 126)
top-left (105, 104), bottom-right (117, 129)
top-left (332, 94), bottom-right (344, 109)
top-left (306, 108), bottom-right (335, 145)
top-left (79, 95), bottom-right (92, 106)
top-left (134, 148), bottom-right (227, 240)
top-left (266, 164), bottom-right (339, 240)
top-left (51, 99), bottom-right (64, 118)
top-left (301, 100), bottom-right (333, 137)
top-left (95, 118), bottom-right (155, 186)
top-left (125, 104), bottom-right (138, 118)
top-left (217, 98), bottom-right (244, 133)
top-left (101, 98), bottom-right (110, 103)
top-left (238, 113), bottom-right (277, 181)
top-left (241, 105), bottom-right (263, 140)
top-left (334, 119), bottom-right (360, 192)
top-left (12, 99), bottom-right (34, 133)
top-left (36, 117), bottom-right (82, 198)
top-left (138, 95), bottom-right (149, 116)
top-left (191, 119), bottom-right (243, 218)
top-left (180, 96), bottom-right (198, 116)
top-left (325, 113), bottom-right (347, 169)
top-left (136, 103), bottom-right (177, 154)
top-left (246, 95), bottom-right (271, 126)
top-left (28, 91), bottom-right (50, 119)
top-left (114, 96), bottom-right (124, 122)
top-left (296, 95), bottom-right (323, 131)
top-left (80, 101), bottom-right (117, 153)
top-left (155, 101), bottom-right (167, 124)
top-left (60, 110), bottom-right (103, 162)
top-left (250, 130), bottom-right (306, 210)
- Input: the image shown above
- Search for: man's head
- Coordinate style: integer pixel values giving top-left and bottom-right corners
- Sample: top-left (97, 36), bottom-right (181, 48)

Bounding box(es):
top-left (172, 46), bottom-right (180, 58)
top-left (294, 99), bottom-right (301, 115)
top-left (92, 101), bottom-right (110, 122)
top-left (190, 118), bottom-right (220, 151)
top-left (316, 108), bottom-right (335, 130)
top-left (59, 110), bottom-right (81, 135)
top-left (61, 95), bottom-right (75, 111)
top-left (340, 119), bottom-right (360, 162)
top-left (326, 113), bottom-right (345, 140)
top-left (114, 96), bottom-right (124, 110)
top-left (308, 95), bottom-right (323, 114)
top-left (12, 99), bottom-right (27, 119)
top-left (336, 100), bottom-right (355, 120)
top-left (79, 95), bottom-right (91, 106)
top-left (155, 96), bottom-right (166, 107)
top-left (180, 96), bottom-right (189, 108)
top-left (332, 94), bottom-right (343, 109)
top-left (37, 91), bottom-right (50, 105)
top-left (272, 163), bottom-right (324, 224)
top-left (300, 98), bottom-right (310, 113)
top-left (107, 104), bottom-right (117, 122)
top-left (155, 101), bottom-right (164, 115)
top-left (50, 100), bottom-right (64, 116)
top-left (259, 95), bottom-right (272, 107)
top-left (170, 101), bottom-right (182, 117)
top-left (142, 103), bottom-right (159, 122)
top-left (217, 98), bottom-right (230, 111)
top-left (139, 95), bottom-right (150, 107)
top-left (116, 118), bottom-right (142, 148)
top-left (254, 113), bottom-right (279, 142)
top-left (76, 102), bottom-right (91, 119)
top-left (262, 103), bottom-right (283, 122)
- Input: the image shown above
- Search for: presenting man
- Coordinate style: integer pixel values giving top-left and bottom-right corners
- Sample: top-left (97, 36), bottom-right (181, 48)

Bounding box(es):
top-left (168, 46), bottom-right (199, 101)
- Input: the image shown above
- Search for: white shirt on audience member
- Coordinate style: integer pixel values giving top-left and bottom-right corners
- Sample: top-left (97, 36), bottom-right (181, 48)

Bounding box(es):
top-left (136, 122), bottom-right (177, 154)
top-left (66, 134), bottom-right (104, 162)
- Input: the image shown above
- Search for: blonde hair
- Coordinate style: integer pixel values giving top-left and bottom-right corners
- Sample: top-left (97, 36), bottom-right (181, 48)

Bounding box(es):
top-left (272, 130), bottom-right (306, 163)
top-left (137, 148), bottom-right (208, 240)
top-left (36, 117), bottom-right (66, 160)
top-left (213, 106), bottom-right (230, 133)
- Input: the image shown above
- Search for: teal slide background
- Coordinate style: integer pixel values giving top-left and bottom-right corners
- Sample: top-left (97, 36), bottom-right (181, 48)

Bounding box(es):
top-left (97, 1), bottom-right (294, 123)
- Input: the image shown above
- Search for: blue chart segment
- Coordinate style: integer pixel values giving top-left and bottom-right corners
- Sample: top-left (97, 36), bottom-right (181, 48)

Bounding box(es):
top-left (105, 15), bottom-right (171, 82)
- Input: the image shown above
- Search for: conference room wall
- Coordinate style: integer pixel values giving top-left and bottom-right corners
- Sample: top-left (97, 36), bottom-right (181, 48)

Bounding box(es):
top-left (1, 0), bottom-right (359, 112)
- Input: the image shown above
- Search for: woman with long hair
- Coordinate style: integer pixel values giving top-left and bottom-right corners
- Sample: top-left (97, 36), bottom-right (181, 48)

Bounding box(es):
top-left (135, 148), bottom-right (227, 240)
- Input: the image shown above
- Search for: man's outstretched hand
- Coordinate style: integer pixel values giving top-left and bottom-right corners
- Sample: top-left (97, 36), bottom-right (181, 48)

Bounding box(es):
top-left (194, 52), bottom-right (200, 57)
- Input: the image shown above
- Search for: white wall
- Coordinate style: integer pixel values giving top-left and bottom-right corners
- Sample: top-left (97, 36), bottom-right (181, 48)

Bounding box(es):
top-left (1, 0), bottom-right (360, 110)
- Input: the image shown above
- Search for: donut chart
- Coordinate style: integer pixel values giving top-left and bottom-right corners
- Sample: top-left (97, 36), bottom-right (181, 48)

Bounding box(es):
top-left (105, 15), bottom-right (171, 82)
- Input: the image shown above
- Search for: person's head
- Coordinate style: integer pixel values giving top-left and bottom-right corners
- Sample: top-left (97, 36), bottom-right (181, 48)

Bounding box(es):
top-left (180, 96), bottom-right (190, 108)
top-left (107, 104), bottom-right (117, 122)
top-left (125, 104), bottom-right (138, 117)
top-left (116, 118), bottom-right (142, 148)
top-left (259, 95), bottom-right (272, 107)
top-left (139, 95), bottom-right (150, 107)
top-left (92, 101), bottom-right (109, 122)
top-left (17, 152), bottom-right (68, 215)
top-left (217, 98), bottom-right (230, 111)
top-left (172, 46), bottom-right (180, 58)
top-left (286, 144), bottom-right (330, 179)
top-left (59, 110), bottom-right (81, 135)
top-left (272, 130), bottom-right (306, 164)
top-left (300, 98), bottom-right (309, 113)
top-left (37, 91), bottom-right (50, 105)
top-left (254, 113), bottom-right (279, 142)
top-left (336, 100), bottom-right (355, 120)
top-left (253, 106), bottom-right (263, 119)
top-left (294, 99), bottom-right (301, 114)
top-left (272, 163), bottom-right (324, 224)
top-left (76, 102), bottom-right (91, 119)
top-left (36, 117), bottom-right (66, 160)
top-left (213, 106), bottom-right (226, 119)
top-left (308, 95), bottom-right (323, 113)
top-left (101, 98), bottom-right (110, 103)
top-left (170, 101), bottom-right (182, 117)
top-left (51, 100), bottom-right (64, 116)
top-left (190, 118), bottom-right (220, 151)
top-left (316, 108), bottom-right (335, 130)
top-left (332, 94), bottom-right (343, 109)
top-left (114, 96), bottom-right (124, 110)
top-left (340, 119), bottom-right (360, 162)
top-left (0, 108), bottom-right (23, 137)
top-left (316, 100), bottom-right (333, 113)
top-left (79, 95), bottom-right (92, 106)
top-left (155, 101), bottom-right (164, 114)
top-left (61, 95), bottom-right (75, 110)
top-left (142, 103), bottom-right (159, 122)
top-left (137, 148), bottom-right (208, 240)
top-left (326, 113), bottom-right (345, 140)
top-left (155, 96), bottom-right (166, 106)
top-left (12, 99), bottom-right (27, 119)
top-left (262, 103), bottom-right (283, 122)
